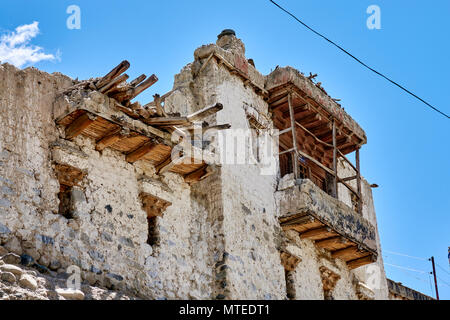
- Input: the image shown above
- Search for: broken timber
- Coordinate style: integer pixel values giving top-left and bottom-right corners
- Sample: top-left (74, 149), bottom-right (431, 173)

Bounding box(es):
top-left (56, 60), bottom-right (229, 184)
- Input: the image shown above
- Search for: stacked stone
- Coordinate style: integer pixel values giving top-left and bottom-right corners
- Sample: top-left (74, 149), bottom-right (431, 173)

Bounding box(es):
top-left (0, 247), bottom-right (133, 300)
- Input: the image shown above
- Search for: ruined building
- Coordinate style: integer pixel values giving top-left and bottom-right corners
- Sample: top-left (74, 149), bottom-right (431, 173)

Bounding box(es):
top-left (0, 30), bottom-right (401, 299)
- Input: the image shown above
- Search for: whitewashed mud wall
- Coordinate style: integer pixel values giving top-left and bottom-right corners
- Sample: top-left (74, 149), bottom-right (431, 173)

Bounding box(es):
top-left (0, 63), bottom-right (221, 299)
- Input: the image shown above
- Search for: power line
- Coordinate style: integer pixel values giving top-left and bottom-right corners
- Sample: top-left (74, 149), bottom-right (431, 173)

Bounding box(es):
top-left (428, 274), bottom-right (435, 299)
top-left (383, 250), bottom-right (428, 261)
top-left (436, 276), bottom-right (450, 288)
top-left (387, 263), bottom-right (434, 296)
top-left (436, 263), bottom-right (450, 276)
top-left (269, 0), bottom-right (450, 119)
top-left (384, 262), bottom-right (429, 274)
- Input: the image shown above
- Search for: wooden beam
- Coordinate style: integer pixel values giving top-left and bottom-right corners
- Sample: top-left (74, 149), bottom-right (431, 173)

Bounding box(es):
top-left (341, 175), bottom-right (357, 182)
top-left (143, 117), bottom-right (190, 127)
top-left (267, 87), bottom-right (289, 104)
top-left (297, 113), bottom-right (321, 125)
top-left (281, 103), bottom-right (308, 117)
top-left (155, 156), bottom-right (172, 173)
top-left (126, 141), bottom-right (156, 163)
top-left (111, 74), bottom-right (158, 101)
top-left (143, 89), bottom-right (175, 109)
top-left (187, 103), bottom-right (224, 122)
top-left (311, 122), bottom-right (333, 137)
top-left (279, 148), bottom-right (295, 156)
top-left (337, 149), bottom-right (358, 172)
top-left (347, 255), bottom-right (376, 270)
top-left (295, 120), bottom-right (332, 148)
top-left (95, 128), bottom-right (129, 151)
top-left (155, 152), bottom-right (188, 174)
top-left (96, 60), bottom-right (130, 89)
top-left (280, 214), bottom-right (315, 227)
top-left (297, 148), bottom-right (334, 176)
top-left (270, 95), bottom-right (288, 108)
top-left (65, 113), bottom-right (97, 140)
top-left (355, 148), bottom-right (362, 215)
top-left (332, 119), bottom-right (338, 199)
top-left (158, 157), bottom-right (177, 174)
top-left (288, 92), bottom-right (299, 178)
top-left (99, 73), bottom-right (129, 94)
top-left (338, 177), bottom-right (359, 197)
top-left (300, 226), bottom-right (335, 240)
top-left (184, 165), bottom-right (208, 184)
top-left (315, 236), bottom-right (353, 248)
top-left (195, 53), bottom-right (214, 77)
top-left (332, 246), bottom-right (366, 259)
top-left (185, 123), bottom-right (231, 135)
top-left (130, 74), bottom-right (146, 87)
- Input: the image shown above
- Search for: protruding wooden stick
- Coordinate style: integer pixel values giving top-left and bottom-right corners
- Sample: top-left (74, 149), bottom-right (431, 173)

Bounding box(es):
top-left (112, 74), bottom-right (158, 102)
top-left (152, 94), bottom-right (166, 116)
top-left (130, 74), bottom-right (158, 99)
top-left (99, 74), bottom-right (129, 94)
top-left (143, 89), bottom-right (175, 109)
top-left (130, 74), bottom-right (146, 87)
top-left (187, 103), bottom-right (224, 122)
top-left (96, 60), bottom-right (130, 89)
top-left (143, 117), bottom-right (190, 126)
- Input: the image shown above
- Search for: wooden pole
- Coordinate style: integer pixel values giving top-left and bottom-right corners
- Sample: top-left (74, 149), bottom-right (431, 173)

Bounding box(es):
top-left (356, 147), bottom-right (362, 215)
top-left (430, 256), bottom-right (440, 300)
top-left (288, 92), bottom-right (299, 178)
top-left (332, 118), bottom-right (338, 199)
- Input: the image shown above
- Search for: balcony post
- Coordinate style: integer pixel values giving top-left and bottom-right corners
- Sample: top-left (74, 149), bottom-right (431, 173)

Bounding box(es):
top-left (332, 118), bottom-right (338, 199)
top-left (288, 91), bottom-right (299, 179)
top-left (356, 147), bottom-right (362, 215)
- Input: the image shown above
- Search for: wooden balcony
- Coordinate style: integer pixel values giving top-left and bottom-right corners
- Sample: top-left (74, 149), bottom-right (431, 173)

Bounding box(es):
top-left (277, 179), bottom-right (378, 269)
top-left (267, 66), bottom-right (368, 214)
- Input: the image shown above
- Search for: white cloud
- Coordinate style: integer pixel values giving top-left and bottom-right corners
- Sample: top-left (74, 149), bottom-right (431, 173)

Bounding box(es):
top-left (0, 21), bottom-right (57, 68)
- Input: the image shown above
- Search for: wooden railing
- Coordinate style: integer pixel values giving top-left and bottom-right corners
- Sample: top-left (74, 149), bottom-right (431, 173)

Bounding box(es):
top-left (280, 91), bottom-right (363, 215)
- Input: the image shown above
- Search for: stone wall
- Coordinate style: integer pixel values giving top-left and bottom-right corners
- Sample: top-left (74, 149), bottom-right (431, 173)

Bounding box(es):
top-left (0, 63), bottom-right (219, 299)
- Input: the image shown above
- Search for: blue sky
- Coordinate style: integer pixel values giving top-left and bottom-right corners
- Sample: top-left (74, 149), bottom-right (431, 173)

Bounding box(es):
top-left (1, 0), bottom-right (449, 299)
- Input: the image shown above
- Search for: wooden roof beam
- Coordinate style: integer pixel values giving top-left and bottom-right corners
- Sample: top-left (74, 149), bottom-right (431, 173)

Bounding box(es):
top-left (347, 255), bottom-right (377, 270)
top-left (126, 141), bottom-right (157, 163)
top-left (331, 246), bottom-right (367, 259)
top-left (96, 128), bottom-right (130, 151)
top-left (281, 103), bottom-right (309, 118)
top-left (96, 60), bottom-right (130, 89)
top-left (300, 226), bottom-right (334, 240)
top-left (296, 113), bottom-right (321, 125)
top-left (65, 113), bottom-right (97, 140)
top-left (111, 74), bottom-right (158, 102)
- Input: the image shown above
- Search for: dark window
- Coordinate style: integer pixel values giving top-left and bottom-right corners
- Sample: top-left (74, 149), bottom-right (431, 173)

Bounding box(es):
top-left (54, 163), bottom-right (85, 219)
top-left (140, 193), bottom-right (171, 247)
top-left (58, 184), bottom-right (74, 219)
top-left (147, 216), bottom-right (159, 246)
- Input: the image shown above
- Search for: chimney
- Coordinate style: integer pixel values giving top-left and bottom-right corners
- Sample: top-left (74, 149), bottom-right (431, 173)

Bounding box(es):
top-left (216, 29), bottom-right (245, 55)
